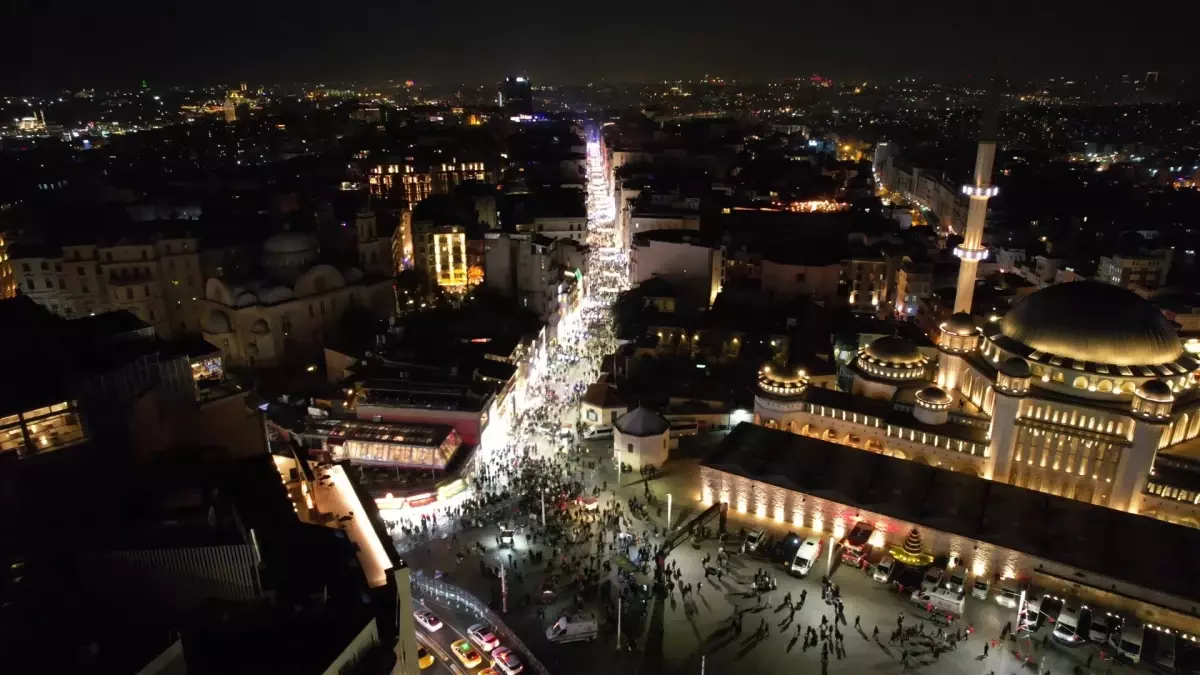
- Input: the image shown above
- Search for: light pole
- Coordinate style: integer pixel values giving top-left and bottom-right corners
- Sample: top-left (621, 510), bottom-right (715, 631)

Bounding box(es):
top-left (500, 565), bottom-right (508, 613)
top-left (541, 487), bottom-right (546, 526)
top-left (667, 493), bottom-right (673, 528)
top-left (827, 534), bottom-right (835, 571)
top-left (616, 596), bottom-right (622, 651)
top-left (1018, 588), bottom-right (1026, 633)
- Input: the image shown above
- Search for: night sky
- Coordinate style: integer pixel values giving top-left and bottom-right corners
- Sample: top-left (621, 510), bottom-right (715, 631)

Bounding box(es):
top-left (1, 0), bottom-right (1190, 90)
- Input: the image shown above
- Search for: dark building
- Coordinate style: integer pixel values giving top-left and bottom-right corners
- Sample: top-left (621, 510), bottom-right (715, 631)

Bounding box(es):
top-left (500, 76), bottom-right (533, 117)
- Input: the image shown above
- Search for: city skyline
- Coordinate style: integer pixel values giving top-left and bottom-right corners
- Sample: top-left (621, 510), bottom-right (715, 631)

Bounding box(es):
top-left (1, 0), bottom-right (1191, 90)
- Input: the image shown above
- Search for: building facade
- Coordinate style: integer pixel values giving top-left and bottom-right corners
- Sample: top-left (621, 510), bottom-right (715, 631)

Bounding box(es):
top-left (0, 232), bottom-right (14, 299)
top-left (483, 232), bottom-right (562, 319)
top-left (367, 160), bottom-right (495, 203)
top-left (841, 255), bottom-right (889, 312)
top-left (412, 223), bottom-right (468, 291)
top-left (752, 281), bottom-right (1200, 523)
top-left (629, 233), bottom-right (724, 307)
top-left (199, 233), bottom-right (394, 367)
top-left (1098, 252), bottom-right (1170, 290)
top-left (9, 236), bottom-right (204, 338)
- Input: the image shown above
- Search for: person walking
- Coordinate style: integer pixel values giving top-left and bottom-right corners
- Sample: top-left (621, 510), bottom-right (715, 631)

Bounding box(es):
top-left (854, 615), bottom-right (861, 629)
top-left (984, 641), bottom-right (989, 657)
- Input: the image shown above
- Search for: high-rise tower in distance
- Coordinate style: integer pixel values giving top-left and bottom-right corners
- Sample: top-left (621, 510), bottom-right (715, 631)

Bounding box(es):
top-left (500, 76), bottom-right (533, 116)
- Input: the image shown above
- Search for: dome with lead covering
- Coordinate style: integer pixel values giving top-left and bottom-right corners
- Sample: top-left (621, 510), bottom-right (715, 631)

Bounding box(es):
top-left (1000, 282), bottom-right (1182, 367)
top-left (865, 336), bottom-right (926, 365)
top-left (613, 407), bottom-right (670, 437)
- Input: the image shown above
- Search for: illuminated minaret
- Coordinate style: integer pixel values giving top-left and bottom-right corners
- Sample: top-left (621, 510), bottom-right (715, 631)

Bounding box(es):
top-left (952, 106), bottom-right (999, 314)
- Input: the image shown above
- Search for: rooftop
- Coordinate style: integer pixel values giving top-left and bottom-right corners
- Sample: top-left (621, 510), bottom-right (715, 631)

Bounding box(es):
top-left (614, 406), bottom-right (670, 437)
top-left (582, 383), bottom-right (627, 409)
top-left (304, 418), bottom-right (458, 448)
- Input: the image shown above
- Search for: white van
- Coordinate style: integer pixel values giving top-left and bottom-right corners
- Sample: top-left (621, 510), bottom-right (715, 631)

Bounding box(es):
top-left (873, 556), bottom-right (896, 583)
top-left (910, 587), bottom-right (966, 617)
top-left (1052, 605), bottom-right (1084, 645)
top-left (583, 426), bottom-right (613, 440)
top-left (790, 537), bottom-right (823, 577)
top-left (546, 613), bottom-right (598, 644)
top-left (1111, 622), bottom-right (1145, 663)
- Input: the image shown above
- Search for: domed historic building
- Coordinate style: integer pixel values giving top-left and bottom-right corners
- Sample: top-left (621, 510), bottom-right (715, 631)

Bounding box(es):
top-left (613, 406), bottom-right (670, 471)
top-left (199, 231), bottom-right (395, 367)
top-left (753, 281), bottom-right (1200, 523)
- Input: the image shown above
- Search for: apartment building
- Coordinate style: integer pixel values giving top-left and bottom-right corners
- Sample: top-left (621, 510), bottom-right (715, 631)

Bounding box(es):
top-left (9, 235), bottom-right (204, 338)
top-left (1098, 251), bottom-right (1171, 290)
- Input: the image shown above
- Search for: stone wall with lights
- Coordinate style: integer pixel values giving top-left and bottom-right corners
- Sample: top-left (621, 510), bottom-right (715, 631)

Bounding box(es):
top-left (699, 465), bottom-right (1021, 581)
top-left (698, 464), bottom-right (1200, 629)
top-left (755, 402), bottom-right (988, 474)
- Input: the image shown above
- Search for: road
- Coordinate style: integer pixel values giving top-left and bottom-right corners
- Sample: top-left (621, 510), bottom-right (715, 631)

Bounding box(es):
top-left (413, 601), bottom-right (502, 675)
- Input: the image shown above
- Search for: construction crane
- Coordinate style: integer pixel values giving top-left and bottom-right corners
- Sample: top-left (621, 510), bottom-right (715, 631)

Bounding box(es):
top-left (653, 502), bottom-right (728, 584)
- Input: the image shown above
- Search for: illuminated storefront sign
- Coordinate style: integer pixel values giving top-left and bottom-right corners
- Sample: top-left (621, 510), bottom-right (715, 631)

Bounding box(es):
top-left (407, 493), bottom-right (437, 508)
top-left (438, 478), bottom-right (467, 501)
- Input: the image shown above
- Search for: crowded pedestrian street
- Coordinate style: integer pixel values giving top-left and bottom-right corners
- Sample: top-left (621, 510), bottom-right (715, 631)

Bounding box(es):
top-left (385, 126), bottom-right (1130, 675)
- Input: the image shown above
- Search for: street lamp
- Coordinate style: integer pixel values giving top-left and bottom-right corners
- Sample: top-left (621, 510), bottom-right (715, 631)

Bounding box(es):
top-left (1018, 588), bottom-right (1026, 633)
top-left (541, 487), bottom-right (546, 526)
top-left (616, 596), bottom-right (622, 651)
top-left (667, 493), bottom-right (673, 528)
top-left (500, 566), bottom-right (508, 613)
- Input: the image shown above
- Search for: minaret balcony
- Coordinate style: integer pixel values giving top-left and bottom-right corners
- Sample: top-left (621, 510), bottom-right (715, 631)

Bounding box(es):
top-left (961, 185), bottom-right (999, 197)
top-left (953, 246), bottom-right (989, 262)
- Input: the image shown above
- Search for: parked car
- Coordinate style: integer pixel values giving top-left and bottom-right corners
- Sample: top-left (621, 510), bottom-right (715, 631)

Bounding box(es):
top-left (994, 585), bottom-right (1021, 609)
top-left (873, 556), bottom-right (896, 583)
top-left (944, 572), bottom-right (966, 595)
top-left (1088, 612), bottom-right (1113, 644)
top-left (1111, 621), bottom-right (1145, 663)
top-left (970, 578), bottom-right (990, 600)
top-left (744, 530), bottom-right (765, 553)
top-left (921, 567), bottom-right (944, 593)
top-left (1052, 605), bottom-right (1085, 645)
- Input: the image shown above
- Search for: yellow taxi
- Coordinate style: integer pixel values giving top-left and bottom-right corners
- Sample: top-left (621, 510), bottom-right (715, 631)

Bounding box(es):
top-left (451, 639), bottom-right (483, 668)
top-left (417, 646), bottom-right (435, 670)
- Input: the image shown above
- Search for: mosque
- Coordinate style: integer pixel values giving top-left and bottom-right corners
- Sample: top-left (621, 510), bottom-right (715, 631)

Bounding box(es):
top-left (200, 231), bottom-right (394, 367)
top-left (754, 281), bottom-right (1200, 524)
top-left (692, 127), bottom-right (1200, 626)
top-left (748, 118), bottom-right (1200, 529)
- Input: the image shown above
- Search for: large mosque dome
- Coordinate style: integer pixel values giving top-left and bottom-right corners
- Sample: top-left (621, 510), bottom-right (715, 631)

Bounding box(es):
top-left (1000, 282), bottom-right (1182, 367)
top-left (262, 232), bottom-right (319, 283)
top-left (263, 232), bottom-right (319, 255)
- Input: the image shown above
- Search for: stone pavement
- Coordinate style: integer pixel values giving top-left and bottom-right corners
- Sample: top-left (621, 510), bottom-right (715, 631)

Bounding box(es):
top-left (403, 449), bottom-right (1146, 675)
